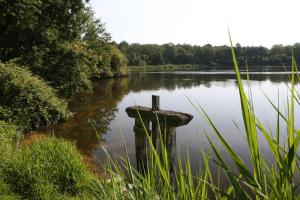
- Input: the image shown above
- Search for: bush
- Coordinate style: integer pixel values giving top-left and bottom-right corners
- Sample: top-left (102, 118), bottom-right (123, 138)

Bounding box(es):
top-left (4, 137), bottom-right (93, 199)
top-left (109, 46), bottom-right (128, 76)
top-left (100, 67), bottom-right (114, 78)
top-left (0, 62), bottom-right (71, 129)
top-left (25, 42), bottom-right (98, 97)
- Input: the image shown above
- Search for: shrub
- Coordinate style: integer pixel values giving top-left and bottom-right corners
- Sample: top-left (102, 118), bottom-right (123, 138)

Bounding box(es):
top-left (100, 67), bottom-right (114, 78)
top-left (109, 46), bottom-right (128, 76)
top-left (0, 62), bottom-right (71, 129)
top-left (25, 42), bottom-right (98, 97)
top-left (4, 137), bottom-right (93, 199)
top-left (119, 66), bottom-right (130, 76)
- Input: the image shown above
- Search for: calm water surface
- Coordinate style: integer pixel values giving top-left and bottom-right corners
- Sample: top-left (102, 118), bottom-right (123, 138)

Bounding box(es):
top-left (29, 72), bottom-right (300, 175)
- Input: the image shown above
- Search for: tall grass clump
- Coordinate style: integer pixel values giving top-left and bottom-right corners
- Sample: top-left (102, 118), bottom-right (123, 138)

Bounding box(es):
top-left (0, 121), bottom-right (21, 200)
top-left (2, 137), bottom-right (94, 199)
top-left (0, 121), bottom-right (19, 158)
top-left (87, 35), bottom-right (300, 200)
top-left (193, 33), bottom-right (300, 199)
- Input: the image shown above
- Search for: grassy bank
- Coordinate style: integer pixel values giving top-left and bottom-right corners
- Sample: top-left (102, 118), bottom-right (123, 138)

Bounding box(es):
top-left (0, 121), bottom-right (97, 199)
top-left (129, 64), bottom-right (204, 72)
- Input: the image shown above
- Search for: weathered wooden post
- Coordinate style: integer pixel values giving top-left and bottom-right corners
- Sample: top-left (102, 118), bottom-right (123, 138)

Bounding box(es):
top-left (152, 95), bottom-right (160, 132)
top-left (135, 123), bottom-right (148, 174)
top-left (152, 95), bottom-right (160, 111)
top-left (127, 95), bottom-right (193, 180)
top-left (134, 118), bottom-right (149, 130)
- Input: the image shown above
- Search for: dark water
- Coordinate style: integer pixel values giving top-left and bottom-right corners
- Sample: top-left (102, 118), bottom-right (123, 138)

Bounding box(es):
top-left (29, 71), bottom-right (300, 176)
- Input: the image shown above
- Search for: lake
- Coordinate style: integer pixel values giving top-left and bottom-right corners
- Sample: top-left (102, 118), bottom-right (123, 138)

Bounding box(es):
top-left (28, 71), bottom-right (300, 176)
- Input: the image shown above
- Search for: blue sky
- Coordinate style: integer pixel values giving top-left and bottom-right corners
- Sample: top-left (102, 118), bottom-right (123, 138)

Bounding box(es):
top-left (90, 0), bottom-right (300, 48)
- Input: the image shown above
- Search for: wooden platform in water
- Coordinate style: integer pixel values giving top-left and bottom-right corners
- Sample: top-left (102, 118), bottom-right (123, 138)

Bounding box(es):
top-left (126, 106), bottom-right (193, 127)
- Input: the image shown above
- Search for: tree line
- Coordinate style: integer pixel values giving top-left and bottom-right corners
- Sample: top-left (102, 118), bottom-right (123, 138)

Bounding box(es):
top-left (118, 42), bottom-right (300, 67)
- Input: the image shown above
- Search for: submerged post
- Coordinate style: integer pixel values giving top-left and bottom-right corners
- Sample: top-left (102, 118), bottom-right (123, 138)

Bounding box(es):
top-left (152, 95), bottom-right (160, 111)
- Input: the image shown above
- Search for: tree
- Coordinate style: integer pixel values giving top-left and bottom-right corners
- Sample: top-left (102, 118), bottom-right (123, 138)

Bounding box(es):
top-left (0, 0), bottom-right (127, 97)
top-left (109, 46), bottom-right (127, 73)
top-left (0, 61), bottom-right (71, 129)
top-left (120, 42), bottom-right (294, 68)
top-left (0, 0), bottom-right (88, 61)
top-left (163, 43), bottom-right (176, 64)
top-left (175, 47), bottom-right (191, 64)
top-left (81, 6), bottom-right (112, 74)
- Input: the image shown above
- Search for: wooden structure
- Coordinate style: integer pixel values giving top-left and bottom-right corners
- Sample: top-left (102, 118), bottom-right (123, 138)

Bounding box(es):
top-left (126, 96), bottom-right (193, 128)
top-left (125, 95), bottom-right (193, 178)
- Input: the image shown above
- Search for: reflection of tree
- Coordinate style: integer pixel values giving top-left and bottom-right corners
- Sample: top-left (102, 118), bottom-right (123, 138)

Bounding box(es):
top-left (128, 72), bottom-right (293, 92)
top-left (46, 78), bottom-right (129, 155)
top-left (32, 71), bottom-right (295, 163)
top-left (89, 108), bottom-right (117, 132)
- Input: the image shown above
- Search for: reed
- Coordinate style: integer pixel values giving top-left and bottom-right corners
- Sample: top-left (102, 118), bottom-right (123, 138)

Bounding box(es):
top-left (89, 34), bottom-right (300, 199)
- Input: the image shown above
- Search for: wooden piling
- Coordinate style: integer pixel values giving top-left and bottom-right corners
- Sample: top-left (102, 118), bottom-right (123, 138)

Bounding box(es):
top-left (152, 95), bottom-right (160, 111)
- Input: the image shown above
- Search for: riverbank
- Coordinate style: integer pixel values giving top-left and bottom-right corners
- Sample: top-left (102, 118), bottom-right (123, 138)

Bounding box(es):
top-left (129, 64), bottom-right (203, 72)
top-left (0, 62), bottom-right (130, 199)
top-left (129, 64), bottom-right (292, 72)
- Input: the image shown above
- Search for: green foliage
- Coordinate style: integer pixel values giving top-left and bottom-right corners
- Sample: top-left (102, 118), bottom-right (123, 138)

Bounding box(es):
top-left (0, 62), bottom-right (71, 129)
top-left (119, 42), bottom-right (300, 67)
top-left (26, 41), bottom-right (98, 97)
top-left (109, 46), bottom-right (128, 75)
top-left (0, 121), bottom-right (18, 148)
top-left (0, 121), bottom-right (20, 200)
top-left (129, 64), bottom-right (201, 72)
top-left (0, 0), bottom-right (125, 98)
top-left (0, 178), bottom-right (20, 200)
top-left (100, 67), bottom-right (114, 78)
top-left (81, 6), bottom-right (112, 75)
top-left (0, 121), bottom-right (18, 172)
top-left (0, 122), bottom-right (95, 199)
top-left (3, 137), bottom-right (93, 199)
top-left (0, 0), bottom-right (87, 61)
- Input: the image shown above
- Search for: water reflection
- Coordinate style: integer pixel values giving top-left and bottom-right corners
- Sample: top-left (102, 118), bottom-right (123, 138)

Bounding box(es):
top-left (30, 78), bottom-right (130, 155)
top-left (129, 72), bottom-right (292, 92)
top-left (27, 70), bottom-right (299, 176)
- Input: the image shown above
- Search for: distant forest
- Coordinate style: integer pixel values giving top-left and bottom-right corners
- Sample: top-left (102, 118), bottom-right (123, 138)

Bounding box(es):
top-left (118, 42), bottom-right (300, 67)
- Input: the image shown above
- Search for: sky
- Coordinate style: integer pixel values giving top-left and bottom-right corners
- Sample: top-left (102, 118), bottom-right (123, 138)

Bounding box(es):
top-left (90, 0), bottom-right (300, 48)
